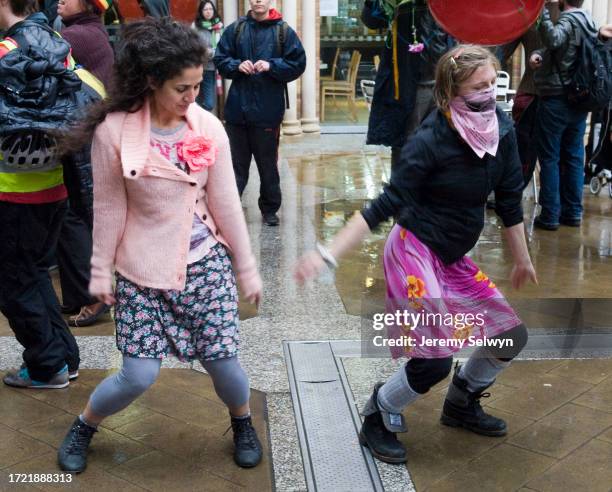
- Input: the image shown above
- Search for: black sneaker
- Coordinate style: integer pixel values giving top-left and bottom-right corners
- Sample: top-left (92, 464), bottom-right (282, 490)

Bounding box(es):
top-left (262, 213), bottom-right (279, 226)
top-left (230, 416), bottom-right (262, 468)
top-left (60, 304), bottom-right (80, 315)
top-left (534, 216), bottom-right (559, 231)
top-left (58, 417), bottom-right (97, 473)
top-left (559, 217), bottom-right (581, 227)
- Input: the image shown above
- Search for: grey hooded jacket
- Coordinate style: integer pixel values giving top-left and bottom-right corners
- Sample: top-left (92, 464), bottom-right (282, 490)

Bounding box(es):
top-left (534, 8), bottom-right (598, 96)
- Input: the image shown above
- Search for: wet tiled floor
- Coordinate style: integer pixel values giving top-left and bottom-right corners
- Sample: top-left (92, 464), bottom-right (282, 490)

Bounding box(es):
top-left (344, 357), bottom-right (612, 491)
top-left (289, 145), bottom-right (612, 491)
top-left (286, 151), bottom-right (612, 310)
top-left (0, 369), bottom-right (272, 491)
top-left (0, 134), bottom-right (610, 491)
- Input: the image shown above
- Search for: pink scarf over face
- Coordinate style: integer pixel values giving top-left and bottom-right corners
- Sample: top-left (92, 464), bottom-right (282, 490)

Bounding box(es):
top-left (449, 87), bottom-right (499, 158)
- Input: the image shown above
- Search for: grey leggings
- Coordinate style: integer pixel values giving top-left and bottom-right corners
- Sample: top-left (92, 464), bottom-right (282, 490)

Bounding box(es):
top-left (89, 356), bottom-right (250, 417)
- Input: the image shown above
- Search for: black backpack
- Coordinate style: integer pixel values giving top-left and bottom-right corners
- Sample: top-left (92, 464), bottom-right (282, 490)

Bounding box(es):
top-left (558, 14), bottom-right (612, 112)
top-left (0, 20), bottom-right (99, 171)
top-left (233, 18), bottom-right (290, 109)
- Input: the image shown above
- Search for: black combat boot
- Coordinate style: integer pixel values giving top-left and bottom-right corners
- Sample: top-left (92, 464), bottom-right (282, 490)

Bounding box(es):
top-left (58, 417), bottom-right (98, 473)
top-left (440, 366), bottom-right (507, 437)
top-left (359, 383), bottom-right (407, 464)
top-left (231, 415), bottom-right (263, 468)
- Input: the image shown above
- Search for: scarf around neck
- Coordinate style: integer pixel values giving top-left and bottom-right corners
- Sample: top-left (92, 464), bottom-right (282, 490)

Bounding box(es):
top-left (449, 87), bottom-right (499, 158)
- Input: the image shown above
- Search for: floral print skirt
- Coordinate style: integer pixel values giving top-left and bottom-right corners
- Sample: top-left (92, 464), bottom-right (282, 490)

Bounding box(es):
top-left (384, 225), bottom-right (522, 359)
top-left (114, 242), bottom-right (239, 362)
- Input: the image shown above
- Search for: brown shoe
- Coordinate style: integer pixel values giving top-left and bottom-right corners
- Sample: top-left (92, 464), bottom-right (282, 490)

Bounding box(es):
top-left (69, 302), bottom-right (111, 327)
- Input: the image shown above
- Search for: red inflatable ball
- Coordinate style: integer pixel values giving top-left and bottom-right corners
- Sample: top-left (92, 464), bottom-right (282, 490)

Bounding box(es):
top-left (428, 0), bottom-right (546, 46)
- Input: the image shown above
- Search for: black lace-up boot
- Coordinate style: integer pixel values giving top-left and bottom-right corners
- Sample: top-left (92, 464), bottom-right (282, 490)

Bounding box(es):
top-left (359, 383), bottom-right (408, 464)
top-left (58, 417), bottom-right (98, 473)
top-left (441, 366), bottom-right (507, 437)
top-left (231, 415), bottom-right (262, 468)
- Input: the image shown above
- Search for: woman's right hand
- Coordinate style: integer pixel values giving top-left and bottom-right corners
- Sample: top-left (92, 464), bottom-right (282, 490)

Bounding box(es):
top-left (239, 272), bottom-right (263, 308)
top-left (294, 251), bottom-right (326, 285)
top-left (96, 293), bottom-right (116, 306)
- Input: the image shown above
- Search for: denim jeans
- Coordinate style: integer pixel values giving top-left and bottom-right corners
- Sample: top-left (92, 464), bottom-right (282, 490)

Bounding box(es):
top-left (536, 96), bottom-right (588, 225)
top-left (196, 70), bottom-right (216, 111)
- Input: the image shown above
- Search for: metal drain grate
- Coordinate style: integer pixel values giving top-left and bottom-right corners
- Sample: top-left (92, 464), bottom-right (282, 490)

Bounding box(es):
top-left (284, 341), bottom-right (384, 491)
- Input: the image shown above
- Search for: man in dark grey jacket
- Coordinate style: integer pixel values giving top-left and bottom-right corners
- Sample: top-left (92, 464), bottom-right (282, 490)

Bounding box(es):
top-left (530, 0), bottom-right (598, 230)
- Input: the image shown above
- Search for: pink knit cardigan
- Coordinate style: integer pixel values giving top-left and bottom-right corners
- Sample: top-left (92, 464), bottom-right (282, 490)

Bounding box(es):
top-left (89, 100), bottom-right (258, 295)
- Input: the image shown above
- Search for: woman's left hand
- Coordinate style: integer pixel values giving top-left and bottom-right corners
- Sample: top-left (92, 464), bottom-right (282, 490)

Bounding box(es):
top-left (510, 261), bottom-right (538, 290)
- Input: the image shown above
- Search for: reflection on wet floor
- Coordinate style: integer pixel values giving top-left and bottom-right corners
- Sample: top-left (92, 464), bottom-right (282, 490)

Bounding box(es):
top-left (287, 151), bottom-right (612, 327)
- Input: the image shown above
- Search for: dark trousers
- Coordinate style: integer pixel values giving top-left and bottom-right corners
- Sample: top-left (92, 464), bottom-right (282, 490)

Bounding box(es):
top-left (57, 206), bottom-right (95, 308)
top-left (226, 124), bottom-right (281, 215)
top-left (196, 70), bottom-right (216, 112)
top-left (391, 84), bottom-right (435, 168)
top-left (512, 93), bottom-right (539, 189)
top-left (0, 200), bottom-right (80, 381)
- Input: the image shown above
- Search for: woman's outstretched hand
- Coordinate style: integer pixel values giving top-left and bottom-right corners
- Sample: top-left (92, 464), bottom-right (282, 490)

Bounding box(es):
top-left (510, 261), bottom-right (538, 290)
top-left (294, 250), bottom-right (326, 285)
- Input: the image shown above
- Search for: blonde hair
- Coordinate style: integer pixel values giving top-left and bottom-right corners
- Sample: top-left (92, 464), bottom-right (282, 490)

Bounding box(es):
top-left (433, 44), bottom-right (501, 113)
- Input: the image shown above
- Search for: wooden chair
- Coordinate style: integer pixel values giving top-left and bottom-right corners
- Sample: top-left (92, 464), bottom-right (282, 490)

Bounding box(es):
top-left (320, 47), bottom-right (341, 83)
top-left (320, 50), bottom-right (362, 122)
top-left (360, 79), bottom-right (375, 110)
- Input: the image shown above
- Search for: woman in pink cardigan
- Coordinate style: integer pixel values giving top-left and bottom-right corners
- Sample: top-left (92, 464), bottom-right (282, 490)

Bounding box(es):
top-left (57, 18), bottom-right (263, 473)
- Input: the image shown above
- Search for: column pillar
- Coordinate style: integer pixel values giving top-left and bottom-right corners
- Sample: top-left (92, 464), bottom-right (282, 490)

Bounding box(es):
top-left (281, 0), bottom-right (302, 135)
top-left (223, 0), bottom-right (239, 97)
top-left (591, 0), bottom-right (607, 26)
top-left (300, 0), bottom-right (321, 133)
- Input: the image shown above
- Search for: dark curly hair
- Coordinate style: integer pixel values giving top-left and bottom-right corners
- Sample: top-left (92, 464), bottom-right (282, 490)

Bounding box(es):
top-left (60, 17), bottom-right (207, 153)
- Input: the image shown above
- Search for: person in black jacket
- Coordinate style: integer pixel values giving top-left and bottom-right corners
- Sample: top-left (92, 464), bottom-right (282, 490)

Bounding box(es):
top-left (296, 45), bottom-right (537, 464)
top-left (0, 0), bottom-right (80, 389)
top-left (361, 0), bottom-right (454, 167)
top-left (529, 0), bottom-right (599, 230)
top-left (55, 0), bottom-right (114, 327)
top-left (214, 0), bottom-right (305, 226)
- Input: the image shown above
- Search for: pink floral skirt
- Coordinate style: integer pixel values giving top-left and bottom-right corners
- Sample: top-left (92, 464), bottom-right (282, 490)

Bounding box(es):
top-left (383, 225), bottom-right (522, 359)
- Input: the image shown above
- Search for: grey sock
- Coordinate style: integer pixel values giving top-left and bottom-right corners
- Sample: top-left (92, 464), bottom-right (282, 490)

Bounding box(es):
top-left (377, 364), bottom-right (422, 414)
top-left (459, 347), bottom-right (511, 393)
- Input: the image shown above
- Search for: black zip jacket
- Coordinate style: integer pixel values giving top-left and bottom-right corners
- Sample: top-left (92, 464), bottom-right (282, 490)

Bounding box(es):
top-left (361, 108), bottom-right (524, 265)
top-left (214, 11), bottom-right (306, 127)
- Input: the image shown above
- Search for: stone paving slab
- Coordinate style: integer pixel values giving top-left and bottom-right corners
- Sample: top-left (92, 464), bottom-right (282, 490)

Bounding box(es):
top-left (343, 357), bottom-right (612, 492)
top-left (0, 370), bottom-right (272, 492)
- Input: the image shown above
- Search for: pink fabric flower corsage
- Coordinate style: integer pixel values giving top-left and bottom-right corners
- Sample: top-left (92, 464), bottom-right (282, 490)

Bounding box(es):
top-left (177, 131), bottom-right (217, 173)
top-left (408, 42), bottom-right (425, 53)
